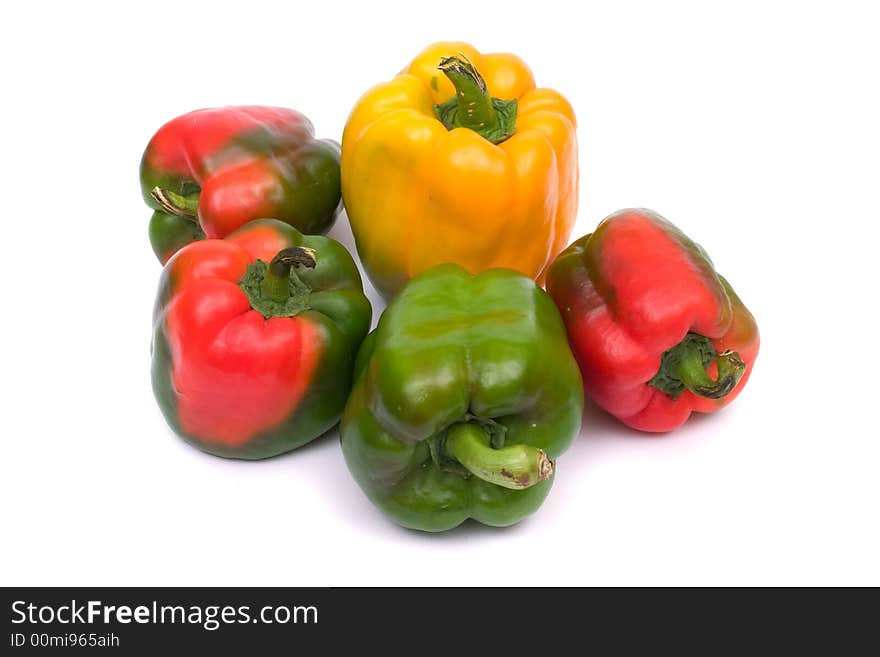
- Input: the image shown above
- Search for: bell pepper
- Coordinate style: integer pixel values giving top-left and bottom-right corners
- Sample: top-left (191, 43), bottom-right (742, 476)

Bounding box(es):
top-left (140, 106), bottom-right (342, 263)
top-left (340, 264), bottom-right (583, 532)
top-left (546, 209), bottom-right (759, 432)
top-left (152, 219), bottom-right (370, 459)
top-left (341, 41), bottom-right (579, 299)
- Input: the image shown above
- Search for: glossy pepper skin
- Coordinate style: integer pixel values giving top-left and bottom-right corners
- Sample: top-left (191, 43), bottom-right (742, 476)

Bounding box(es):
top-left (152, 219), bottom-right (370, 459)
top-left (341, 42), bottom-right (578, 299)
top-left (546, 209), bottom-right (759, 432)
top-left (340, 264), bottom-right (583, 532)
top-left (141, 106), bottom-right (342, 264)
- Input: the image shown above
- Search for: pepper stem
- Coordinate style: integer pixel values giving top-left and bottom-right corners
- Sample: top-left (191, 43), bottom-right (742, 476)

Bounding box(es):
top-left (444, 423), bottom-right (552, 490)
top-left (261, 247), bottom-right (317, 303)
top-left (676, 348), bottom-right (746, 399)
top-left (433, 56), bottom-right (517, 144)
top-left (151, 186), bottom-right (199, 219)
top-left (648, 333), bottom-right (746, 400)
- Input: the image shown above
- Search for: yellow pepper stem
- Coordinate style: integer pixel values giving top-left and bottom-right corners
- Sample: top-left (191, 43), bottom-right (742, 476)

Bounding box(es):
top-left (434, 56), bottom-right (517, 144)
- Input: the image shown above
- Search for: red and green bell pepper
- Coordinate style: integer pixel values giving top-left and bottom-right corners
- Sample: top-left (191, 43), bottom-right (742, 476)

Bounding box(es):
top-left (152, 219), bottom-right (370, 459)
top-left (141, 106), bottom-right (342, 263)
top-left (547, 209), bottom-right (759, 432)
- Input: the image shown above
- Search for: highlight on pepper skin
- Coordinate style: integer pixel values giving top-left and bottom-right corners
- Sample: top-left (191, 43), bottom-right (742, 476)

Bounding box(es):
top-left (546, 208), bottom-right (759, 433)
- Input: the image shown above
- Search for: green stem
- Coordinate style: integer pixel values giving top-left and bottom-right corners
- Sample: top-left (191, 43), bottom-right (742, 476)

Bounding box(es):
top-left (434, 56), bottom-right (518, 144)
top-left (438, 56), bottom-right (497, 133)
top-left (261, 247), bottom-right (317, 303)
top-left (151, 186), bottom-right (199, 219)
top-left (648, 333), bottom-right (746, 400)
top-left (444, 423), bottom-right (552, 490)
top-left (676, 348), bottom-right (746, 399)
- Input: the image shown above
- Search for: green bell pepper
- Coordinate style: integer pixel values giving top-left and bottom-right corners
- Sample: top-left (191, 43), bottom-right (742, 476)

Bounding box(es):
top-left (340, 264), bottom-right (584, 532)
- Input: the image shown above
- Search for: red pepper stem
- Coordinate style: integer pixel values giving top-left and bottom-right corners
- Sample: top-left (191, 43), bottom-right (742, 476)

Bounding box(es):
top-left (150, 186), bottom-right (199, 219)
top-left (444, 423), bottom-right (553, 490)
top-left (261, 247), bottom-right (317, 304)
top-left (676, 348), bottom-right (746, 400)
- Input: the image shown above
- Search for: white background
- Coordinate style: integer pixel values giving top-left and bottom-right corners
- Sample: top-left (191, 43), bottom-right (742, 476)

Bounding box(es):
top-left (2, 0), bottom-right (878, 586)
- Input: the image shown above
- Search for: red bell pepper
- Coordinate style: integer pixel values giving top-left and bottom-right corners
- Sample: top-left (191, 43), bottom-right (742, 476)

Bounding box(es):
top-left (546, 209), bottom-right (759, 432)
top-left (152, 219), bottom-right (371, 458)
top-left (140, 106), bottom-right (342, 263)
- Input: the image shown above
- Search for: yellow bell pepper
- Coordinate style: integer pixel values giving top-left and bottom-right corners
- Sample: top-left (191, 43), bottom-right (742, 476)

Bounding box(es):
top-left (341, 41), bottom-right (579, 299)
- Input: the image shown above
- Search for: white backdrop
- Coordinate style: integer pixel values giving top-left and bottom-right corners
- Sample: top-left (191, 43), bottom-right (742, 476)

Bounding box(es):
top-left (2, 0), bottom-right (878, 586)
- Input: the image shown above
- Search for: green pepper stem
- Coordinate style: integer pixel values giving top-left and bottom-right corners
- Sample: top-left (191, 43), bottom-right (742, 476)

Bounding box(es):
top-left (438, 56), bottom-right (499, 133)
top-left (444, 423), bottom-right (552, 490)
top-left (151, 186), bottom-right (199, 219)
top-left (648, 333), bottom-right (747, 400)
top-left (675, 347), bottom-right (746, 399)
top-left (434, 56), bottom-right (518, 144)
top-left (261, 247), bottom-right (317, 304)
